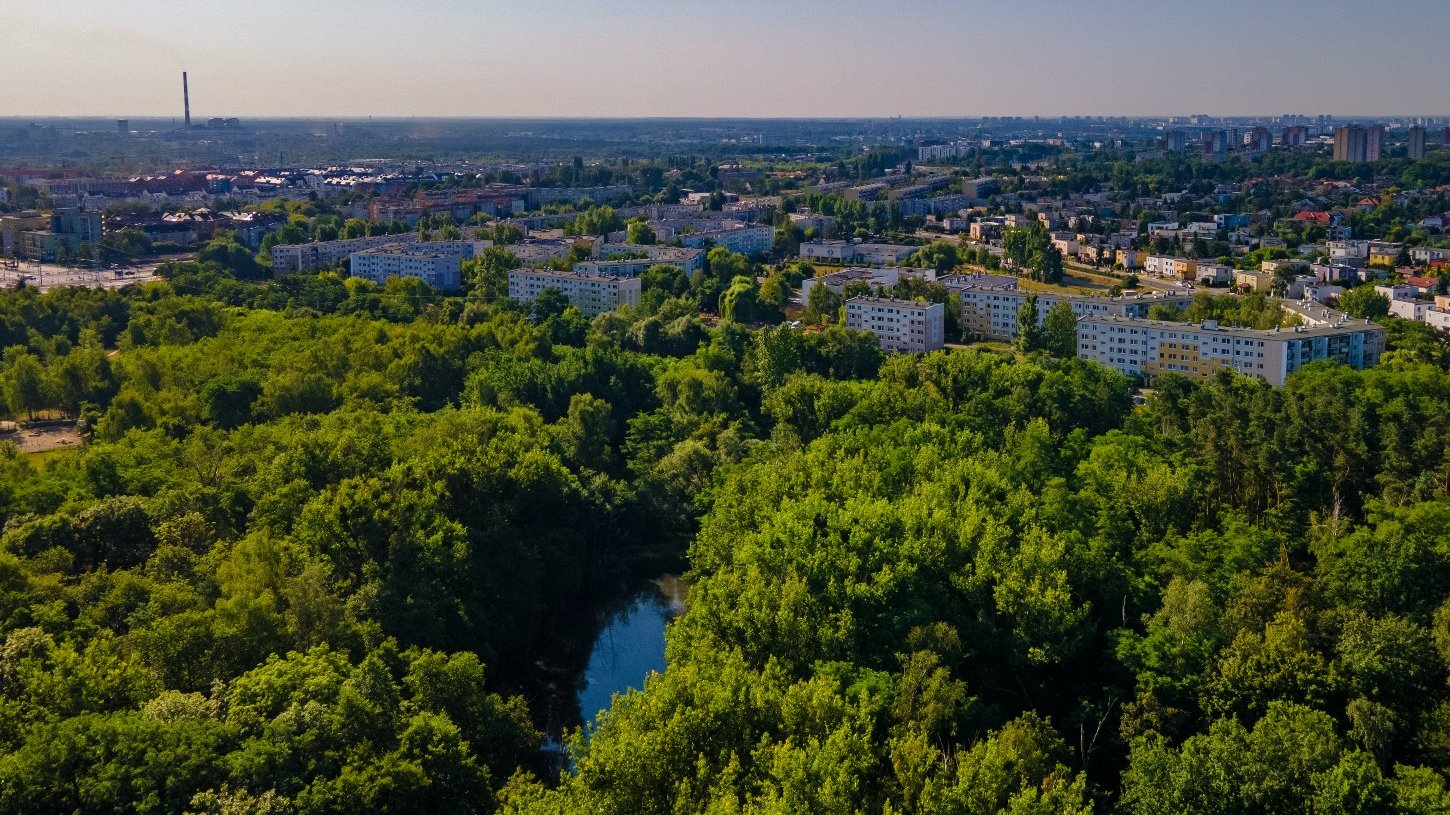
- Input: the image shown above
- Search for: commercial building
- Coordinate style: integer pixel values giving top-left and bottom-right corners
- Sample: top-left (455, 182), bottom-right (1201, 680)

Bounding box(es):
top-left (1076, 315), bottom-right (1385, 387)
top-left (0, 207), bottom-right (101, 261)
top-left (507, 269), bottom-right (641, 316)
top-left (273, 233), bottom-right (420, 274)
top-left (1334, 125), bottom-right (1385, 163)
top-left (845, 297), bottom-right (945, 353)
top-left (349, 241), bottom-right (476, 290)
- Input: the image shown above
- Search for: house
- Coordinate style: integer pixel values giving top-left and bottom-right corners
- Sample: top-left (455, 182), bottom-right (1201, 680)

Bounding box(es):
top-left (1303, 283), bottom-right (1344, 303)
top-left (1235, 269), bottom-right (1272, 292)
top-left (1196, 262), bottom-right (1234, 285)
top-left (1368, 242), bottom-right (1404, 267)
top-left (1144, 255), bottom-right (1197, 281)
top-left (1410, 247), bottom-right (1450, 265)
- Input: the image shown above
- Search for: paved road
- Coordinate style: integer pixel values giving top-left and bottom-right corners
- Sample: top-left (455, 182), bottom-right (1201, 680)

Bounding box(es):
top-left (0, 261), bottom-right (162, 292)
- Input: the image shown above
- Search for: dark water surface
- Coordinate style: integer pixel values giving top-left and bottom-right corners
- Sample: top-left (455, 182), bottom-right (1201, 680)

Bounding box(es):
top-left (575, 574), bottom-right (684, 728)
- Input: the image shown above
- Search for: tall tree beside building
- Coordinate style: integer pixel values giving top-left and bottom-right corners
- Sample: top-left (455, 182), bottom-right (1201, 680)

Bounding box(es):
top-left (1044, 301), bottom-right (1078, 358)
top-left (1015, 295), bottom-right (1047, 353)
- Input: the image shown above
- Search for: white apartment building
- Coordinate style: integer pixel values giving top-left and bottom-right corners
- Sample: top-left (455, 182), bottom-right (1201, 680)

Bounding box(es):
top-left (953, 280), bottom-right (1194, 342)
top-left (679, 224), bottom-right (775, 256)
top-left (273, 233), bottom-right (420, 274)
top-left (799, 267), bottom-right (938, 300)
top-left (798, 240), bottom-right (918, 266)
top-left (594, 244), bottom-right (703, 274)
top-left (1076, 316), bottom-right (1385, 387)
top-left (845, 297), bottom-right (945, 353)
top-left (349, 241), bottom-right (476, 290)
top-left (507, 269), bottom-right (642, 316)
top-left (1410, 247), bottom-right (1450, 265)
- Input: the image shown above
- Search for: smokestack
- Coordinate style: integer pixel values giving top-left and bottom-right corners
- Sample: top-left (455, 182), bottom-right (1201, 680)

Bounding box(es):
top-left (182, 72), bottom-right (191, 130)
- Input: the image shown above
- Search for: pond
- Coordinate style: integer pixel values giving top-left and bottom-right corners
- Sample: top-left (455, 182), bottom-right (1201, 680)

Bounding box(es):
top-left (576, 574), bottom-right (685, 729)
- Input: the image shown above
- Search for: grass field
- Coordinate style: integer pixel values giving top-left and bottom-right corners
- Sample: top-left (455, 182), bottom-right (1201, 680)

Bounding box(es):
top-left (24, 447), bottom-right (80, 470)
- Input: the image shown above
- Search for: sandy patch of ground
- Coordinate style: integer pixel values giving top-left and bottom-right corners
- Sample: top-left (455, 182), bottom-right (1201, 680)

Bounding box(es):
top-left (0, 424), bottom-right (83, 454)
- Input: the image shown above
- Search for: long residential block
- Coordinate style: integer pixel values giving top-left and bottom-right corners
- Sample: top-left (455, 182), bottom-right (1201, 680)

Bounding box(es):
top-left (272, 233), bottom-right (419, 274)
top-left (950, 278), bottom-right (1194, 342)
top-left (349, 240), bottom-right (476, 290)
top-left (508, 269), bottom-right (642, 316)
top-left (1076, 316), bottom-right (1385, 387)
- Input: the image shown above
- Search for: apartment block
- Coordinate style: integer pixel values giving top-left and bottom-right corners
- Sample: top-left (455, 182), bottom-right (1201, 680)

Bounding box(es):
top-left (952, 279), bottom-right (1193, 342)
top-left (349, 241), bottom-right (476, 290)
top-left (1409, 126), bottom-right (1427, 161)
top-left (799, 240), bottom-right (918, 266)
top-left (1076, 316), bottom-right (1385, 387)
top-left (845, 297), bottom-right (945, 353)
top-left (507, 269), bottom-right (642, 316)
top-left (594, 244), bottom-right (703, 274)
top-left (0, 207), bottom-right (101, 261)
top-left (678, 224), bottom-right (775, 256)
top-left (273, 233), bottom-right (420, 274)
top-left (1333, 125), bottom-right (1385, 163)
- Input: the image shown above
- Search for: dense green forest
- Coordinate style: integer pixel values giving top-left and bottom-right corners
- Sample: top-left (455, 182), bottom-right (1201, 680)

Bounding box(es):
top-left (3, 258), bottom-right (1450, 813)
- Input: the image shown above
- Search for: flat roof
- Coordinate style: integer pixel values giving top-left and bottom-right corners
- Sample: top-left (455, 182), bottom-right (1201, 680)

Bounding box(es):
top-left (1079, 314), bottom-right (1384, 339)
top-left (511, 268), bottom-right (637, 282)
top-left (847, 296), bottom-right (941, 309)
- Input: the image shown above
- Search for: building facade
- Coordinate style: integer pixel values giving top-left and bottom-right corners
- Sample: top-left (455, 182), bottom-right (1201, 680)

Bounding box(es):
top-left (273, 233), bottom-right (421, 274)
top-left (507, 269), bottom-right (642, 316)
top-left (952, 280), bottom-right (1194, 342)
top-left (678, 224), bottom-right (774, 256)
top-left (845, 297), bottom-right (945, 353)
top-left (349, 241), bottom-right (475, 290)
top-left (1076, 316), bottom-right (1385, 387)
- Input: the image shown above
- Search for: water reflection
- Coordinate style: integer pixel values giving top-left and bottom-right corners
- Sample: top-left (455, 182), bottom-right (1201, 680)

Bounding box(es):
top-left (576, 574), bottom-right (684, 728)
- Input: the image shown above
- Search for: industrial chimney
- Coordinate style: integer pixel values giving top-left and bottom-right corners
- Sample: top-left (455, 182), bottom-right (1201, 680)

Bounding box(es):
top-left (182, 72), bottom-right (191, 130)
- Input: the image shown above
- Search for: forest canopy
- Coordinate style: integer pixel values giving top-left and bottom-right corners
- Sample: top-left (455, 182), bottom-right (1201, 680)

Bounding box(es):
top-left (0, 258), bottom-right (1449, 814)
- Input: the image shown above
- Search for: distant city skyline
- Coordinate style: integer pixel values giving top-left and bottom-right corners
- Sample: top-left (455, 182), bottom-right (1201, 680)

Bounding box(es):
top-left (9, 0), bottom-right (1450, 118)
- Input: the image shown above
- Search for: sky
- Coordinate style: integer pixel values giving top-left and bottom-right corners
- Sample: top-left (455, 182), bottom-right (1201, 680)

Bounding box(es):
top-left (7, 0), bottom-right (1450, 118)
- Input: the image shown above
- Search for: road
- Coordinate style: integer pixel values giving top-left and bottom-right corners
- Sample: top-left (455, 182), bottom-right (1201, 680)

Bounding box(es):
top-left (0, 261), bottom-right (163, 292)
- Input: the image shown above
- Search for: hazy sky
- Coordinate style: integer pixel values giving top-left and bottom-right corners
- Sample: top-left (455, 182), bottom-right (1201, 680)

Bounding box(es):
top-left (9, 0), bottom-right (1449, 118)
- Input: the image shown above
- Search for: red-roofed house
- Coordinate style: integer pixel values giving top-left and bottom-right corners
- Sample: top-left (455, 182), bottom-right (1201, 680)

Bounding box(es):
top-left (1407, 275), bottom-right (1439, 295)
top-left (1291, 210), bottom-right (1331, 224)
